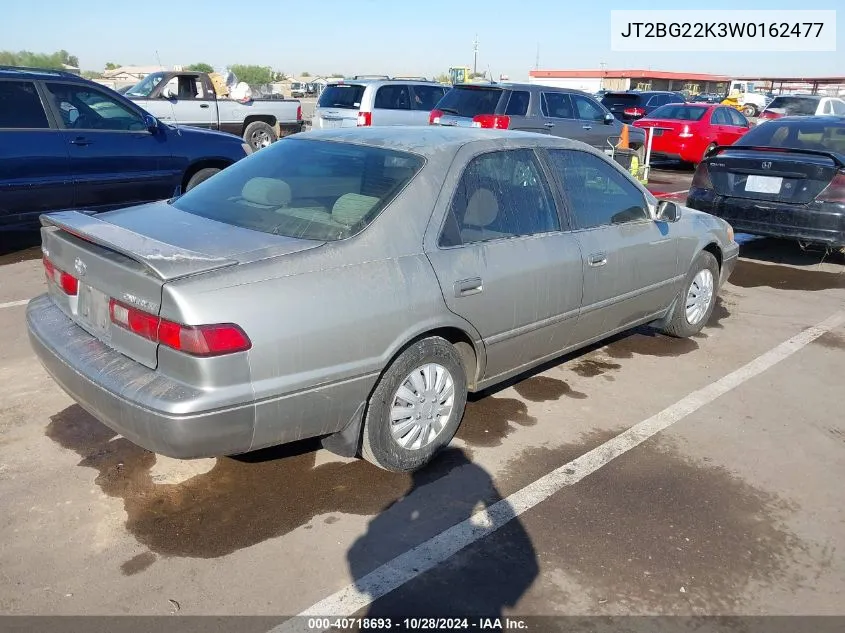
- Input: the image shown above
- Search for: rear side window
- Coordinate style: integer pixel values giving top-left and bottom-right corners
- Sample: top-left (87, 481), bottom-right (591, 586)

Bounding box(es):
top-left (741, 120), bottom-right (845, 153)
top-left (439, 149), bottom-right (559, 247)
top-left (832, 100), bottom-right (845, 115)
top-left (374, 85), bottom-right (410, 110)
top-left (505, 91), bottom-right (530, 116)
top-left (766, 96), bottom-right (819, 116)
top-left (547, 150), bottom-right (648, 230)
top-left (411, 85), bottom-right (447, 111)
top-left (0, 81), bottom-right (50, 129)
top-left (727, 108), bottom-right (748, 126)
top-left (542, 92), bottom-right (573, 118)
top-left (648, 105), bottom-right (708, 121)
top-left (171, 138), bottom-right (424, 241)
top-left (318, 84), bottom-right (366, 109)
top-left (435, 87), bottom-right (503, 117)
top-left (711, 108), bottom-right (731, 124)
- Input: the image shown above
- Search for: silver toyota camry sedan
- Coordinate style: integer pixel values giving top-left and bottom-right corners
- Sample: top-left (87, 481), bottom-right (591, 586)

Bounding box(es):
top-left (27, 127), bottom-right (738, 472)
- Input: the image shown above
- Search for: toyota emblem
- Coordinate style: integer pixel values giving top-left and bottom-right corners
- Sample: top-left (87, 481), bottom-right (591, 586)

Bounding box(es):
top-left (73, 257), bottom-right (87, 277)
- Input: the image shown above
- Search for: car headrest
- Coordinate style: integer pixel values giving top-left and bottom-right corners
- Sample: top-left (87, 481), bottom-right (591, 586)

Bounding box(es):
top-left (241, 178), bottom-right (292, 207)
top-left (463, 189), bottom-right (499, 228)
top-left (332, 193), bottom-right (380, 226)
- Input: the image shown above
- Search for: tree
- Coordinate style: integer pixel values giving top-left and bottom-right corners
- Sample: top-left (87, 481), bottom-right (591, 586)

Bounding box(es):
top-left (229, 64), bottom-right (274, 87)
top-left (330, 72), bottom-right (345, 78)
top-left (187, 62), bottom-right (214, 73)
top-left (434, 73), bottom-right (450, 84)
top-left (0, 49), bottom-right (80, 70)
top-left (274, 71), bottom-right (289, 81)
top-left (300, 71), bottom-right (311, 77)
top-left (82, 70), bottom-right (102, 79)
top-left (104, 62), bottom-right (121, 70)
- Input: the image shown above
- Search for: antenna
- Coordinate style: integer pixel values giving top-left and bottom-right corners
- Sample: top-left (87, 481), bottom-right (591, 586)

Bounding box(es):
top-left (155, 49), bottom-right (180, 135)
top-left (535, 44), bottom-right (540, 70)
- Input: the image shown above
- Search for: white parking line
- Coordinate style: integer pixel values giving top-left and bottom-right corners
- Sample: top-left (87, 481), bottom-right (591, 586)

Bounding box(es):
top-left (0, 299), bottom-right (29, 310)
top-left (270, 309), bottom-right (845, 632)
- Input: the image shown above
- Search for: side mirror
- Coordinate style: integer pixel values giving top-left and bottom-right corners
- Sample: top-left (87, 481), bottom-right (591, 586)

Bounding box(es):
top-left (604, 112), bottom-right (615, 125)
top-left (144, 114), bottom-right (159, 133)
top-left (656, 200), bottom-right (681, 222)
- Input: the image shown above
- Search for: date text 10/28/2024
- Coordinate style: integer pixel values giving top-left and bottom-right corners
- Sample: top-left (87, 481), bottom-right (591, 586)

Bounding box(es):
top-left (307, 618), bottom-right (529, 630)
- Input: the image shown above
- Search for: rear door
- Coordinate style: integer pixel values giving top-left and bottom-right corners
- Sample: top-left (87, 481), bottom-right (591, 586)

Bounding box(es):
top-left (410, 84), bottom-right (448, 125)
top-left (426, 148), bottom-right (583, 380)
top-left (371, 84), bottom-right (412, 126)
top-left (545, 149), bottom-right (680, 345)
top-left (501, 89), bottom-right (545, 134)
top-left (540, 91), bottom-right (582, 139)
top-left (0, 79), bottom-right (74, 227)
top-left (724, 108), bottom-right (751, 143)
top-left (313, 83), bottom-right (366, 128)
top-left (43, 81), bottom-right (177, 211)
top-left (710, 107), bottom-right (737, 146)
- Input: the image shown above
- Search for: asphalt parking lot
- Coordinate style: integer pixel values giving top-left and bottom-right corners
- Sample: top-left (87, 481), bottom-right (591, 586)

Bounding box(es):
top-left (1, 164), bottom-right (844, 624)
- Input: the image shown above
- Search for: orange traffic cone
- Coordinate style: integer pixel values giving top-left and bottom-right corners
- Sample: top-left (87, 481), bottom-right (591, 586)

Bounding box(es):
top-left (617, 124), bottom-right (630, 150)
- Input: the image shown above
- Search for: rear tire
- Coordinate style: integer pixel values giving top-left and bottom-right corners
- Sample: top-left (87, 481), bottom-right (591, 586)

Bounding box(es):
top-left (185, 167), bottom-right (220, 191)
top-left (361, 337), bottom-right (468, 472)
top-left (699, 142), bottom-right (717, 164)
top-left (660, 251), bottom-right (720, 338)
top-left (742, 104), bottom-right (758, 117)
top-left (244, 121), bottom-right (278, 151)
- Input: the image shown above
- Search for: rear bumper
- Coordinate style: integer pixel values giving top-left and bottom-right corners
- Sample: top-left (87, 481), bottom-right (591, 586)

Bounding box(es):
top-left (688, 188), bottom-right (845, 246)
top-left (721, 242), bottom-right (740, 286)
top-left (27, 294), bottom-right (256, 459)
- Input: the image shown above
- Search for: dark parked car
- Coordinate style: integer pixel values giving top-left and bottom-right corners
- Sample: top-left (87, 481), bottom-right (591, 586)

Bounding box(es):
top-left (686, 116), bottom-right (845, 249)
top-left (430, 83), bottom-right (646, 157)
top-left (0, 66), bottom-right (251, 230)
top-left (691, 93), bottom-right (724, 104)
top-left (601, 91), bottom-right (686, 123)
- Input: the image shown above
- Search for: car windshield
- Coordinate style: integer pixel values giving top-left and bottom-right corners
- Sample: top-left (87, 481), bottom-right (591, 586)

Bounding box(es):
top-left (648, 105), bottom-right (708, 121)
top-left (739, 120), bottom-right (845, 153)
top-left (318, 84), bottom-right (366, 109)
top-left (170, 138), bottom-right (425, 241)
top-left (124, 72), bottom-right (166, 97)
top-left (765, 97), bottom-right (819, 115)
top-left (435, 87), bottom-right (503, 117)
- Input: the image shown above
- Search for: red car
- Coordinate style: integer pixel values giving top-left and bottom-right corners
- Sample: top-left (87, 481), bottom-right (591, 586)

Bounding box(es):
top-left (633, 103), bottom-right (751, 164)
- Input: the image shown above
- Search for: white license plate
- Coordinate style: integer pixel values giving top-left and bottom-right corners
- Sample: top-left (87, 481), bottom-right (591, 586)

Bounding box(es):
top-left (745, 175), bottom-right (782, 194)
top-left (77, 283), bottom-right (111, 338)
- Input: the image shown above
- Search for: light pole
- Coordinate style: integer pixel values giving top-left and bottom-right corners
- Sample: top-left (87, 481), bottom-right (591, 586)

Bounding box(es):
top-left (473, 35), bottom-right (479, 76)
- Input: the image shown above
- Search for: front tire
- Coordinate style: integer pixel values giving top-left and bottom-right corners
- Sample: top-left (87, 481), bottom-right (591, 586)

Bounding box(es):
top-left (660, 251), bottom-right (720, 338)
top-left (185, 167), bottom-right (220, 191)
top-left (742, 104), bottom-right (758, 117)
top-left (244, 121), bottom-right (278, 151)
top-left (361, 337), bottom-right (468, 472)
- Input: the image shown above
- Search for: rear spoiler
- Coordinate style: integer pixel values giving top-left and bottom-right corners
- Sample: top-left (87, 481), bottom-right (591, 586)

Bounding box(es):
top-left (40, 211), bottom-right (238, 281)
top-left (705, 144), bottom-right (845, 167)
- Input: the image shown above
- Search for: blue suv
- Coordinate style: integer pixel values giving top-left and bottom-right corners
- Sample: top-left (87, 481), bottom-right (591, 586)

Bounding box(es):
top-left (0, 66), bottom-right (251, 230)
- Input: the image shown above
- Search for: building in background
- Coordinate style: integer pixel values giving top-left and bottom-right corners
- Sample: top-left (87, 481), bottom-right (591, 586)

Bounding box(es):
top-left (528, 69), bottom-right (728, 95)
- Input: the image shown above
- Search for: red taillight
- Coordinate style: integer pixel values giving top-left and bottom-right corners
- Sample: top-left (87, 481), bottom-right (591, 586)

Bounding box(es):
top-left (109, 299), bottom-right (251, 357)
top-left (623, 107), bottom-right (645, 117)
top-left (678, 124), bottom-right (694, 138)
top-left (357, 111), bottom-right (372, 127)
top-left (43, 257), bottom-right (78, 296)
top-left (759, 110), bottom-right (781, 120)
top-left (429, 109), bottom-right (443, 125)
top-left (817, 171), bottom-right (845, 203)
top-left (297, 105), bottom-right (302, 121)
top-left (691, 162), bottom-right (714, 189)
top-left (471, 114), bottom-right (510, 129)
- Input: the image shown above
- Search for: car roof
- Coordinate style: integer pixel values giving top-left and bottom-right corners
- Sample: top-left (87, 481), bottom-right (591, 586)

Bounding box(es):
top-left (0, 66), bottom-right (85, 81)
top-left (326, 78), bottom-right (441, 87)
top-left (296, 125), bottom-right (590, 158)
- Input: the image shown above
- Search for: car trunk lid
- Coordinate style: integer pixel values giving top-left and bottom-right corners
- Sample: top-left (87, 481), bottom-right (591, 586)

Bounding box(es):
top-left (707, 148), bottom-right (840, 204)
top-left (40, 206), bottom-right (323, 369)
top-left (431, 85), bottom-right (505, 127)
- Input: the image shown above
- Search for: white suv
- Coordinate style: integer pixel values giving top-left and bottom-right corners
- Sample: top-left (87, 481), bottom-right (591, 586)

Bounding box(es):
top-left (312, 79), bottom-right (448, 129)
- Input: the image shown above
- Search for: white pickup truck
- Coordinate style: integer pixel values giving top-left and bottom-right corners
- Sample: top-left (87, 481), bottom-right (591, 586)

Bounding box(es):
top-left (124, 71), bottom-right (304, 150)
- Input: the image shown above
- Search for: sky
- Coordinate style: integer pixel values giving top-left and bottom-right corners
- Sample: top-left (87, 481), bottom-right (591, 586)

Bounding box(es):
top-left (1, 0), bottom-right (841, 80)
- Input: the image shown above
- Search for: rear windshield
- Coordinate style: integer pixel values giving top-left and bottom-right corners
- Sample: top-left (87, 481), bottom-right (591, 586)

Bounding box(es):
top-left (318, 84), bottom-right (366, 109)
top-left (171, 138), bottom-right (424, 241)
top-left (765, 97), bottom-right (819, 116)
top-left (740, 120), bottom-right (845, 153)
top-left (601, 93), bottom-right (642, 107)
top-left (648, 105), bottom-right (708, 121)
top-left (436, 87), bottom-right (503, 118)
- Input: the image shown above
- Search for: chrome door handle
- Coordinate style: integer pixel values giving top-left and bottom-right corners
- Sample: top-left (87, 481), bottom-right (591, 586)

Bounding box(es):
top-left (588, 253), bottom-right (607, 267)
top-left (544, 122), bottom-right (555, 128)
top-left (200, 103), bottom-right (210, 108)
top-left (582, 125), bottom-right (593, 130)
top-left (455, 277), bottom-right (483, 297)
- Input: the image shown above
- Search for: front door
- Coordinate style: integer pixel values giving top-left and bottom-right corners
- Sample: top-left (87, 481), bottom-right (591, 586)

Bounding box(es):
top-left (570, 93), bottom-right (615, 151)
top-left (545, 148), bottom-right (681, 345)
top-left (43, 81), bottom-right (177, 211)
top-left (426, 148), bottom-right (583, 381)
